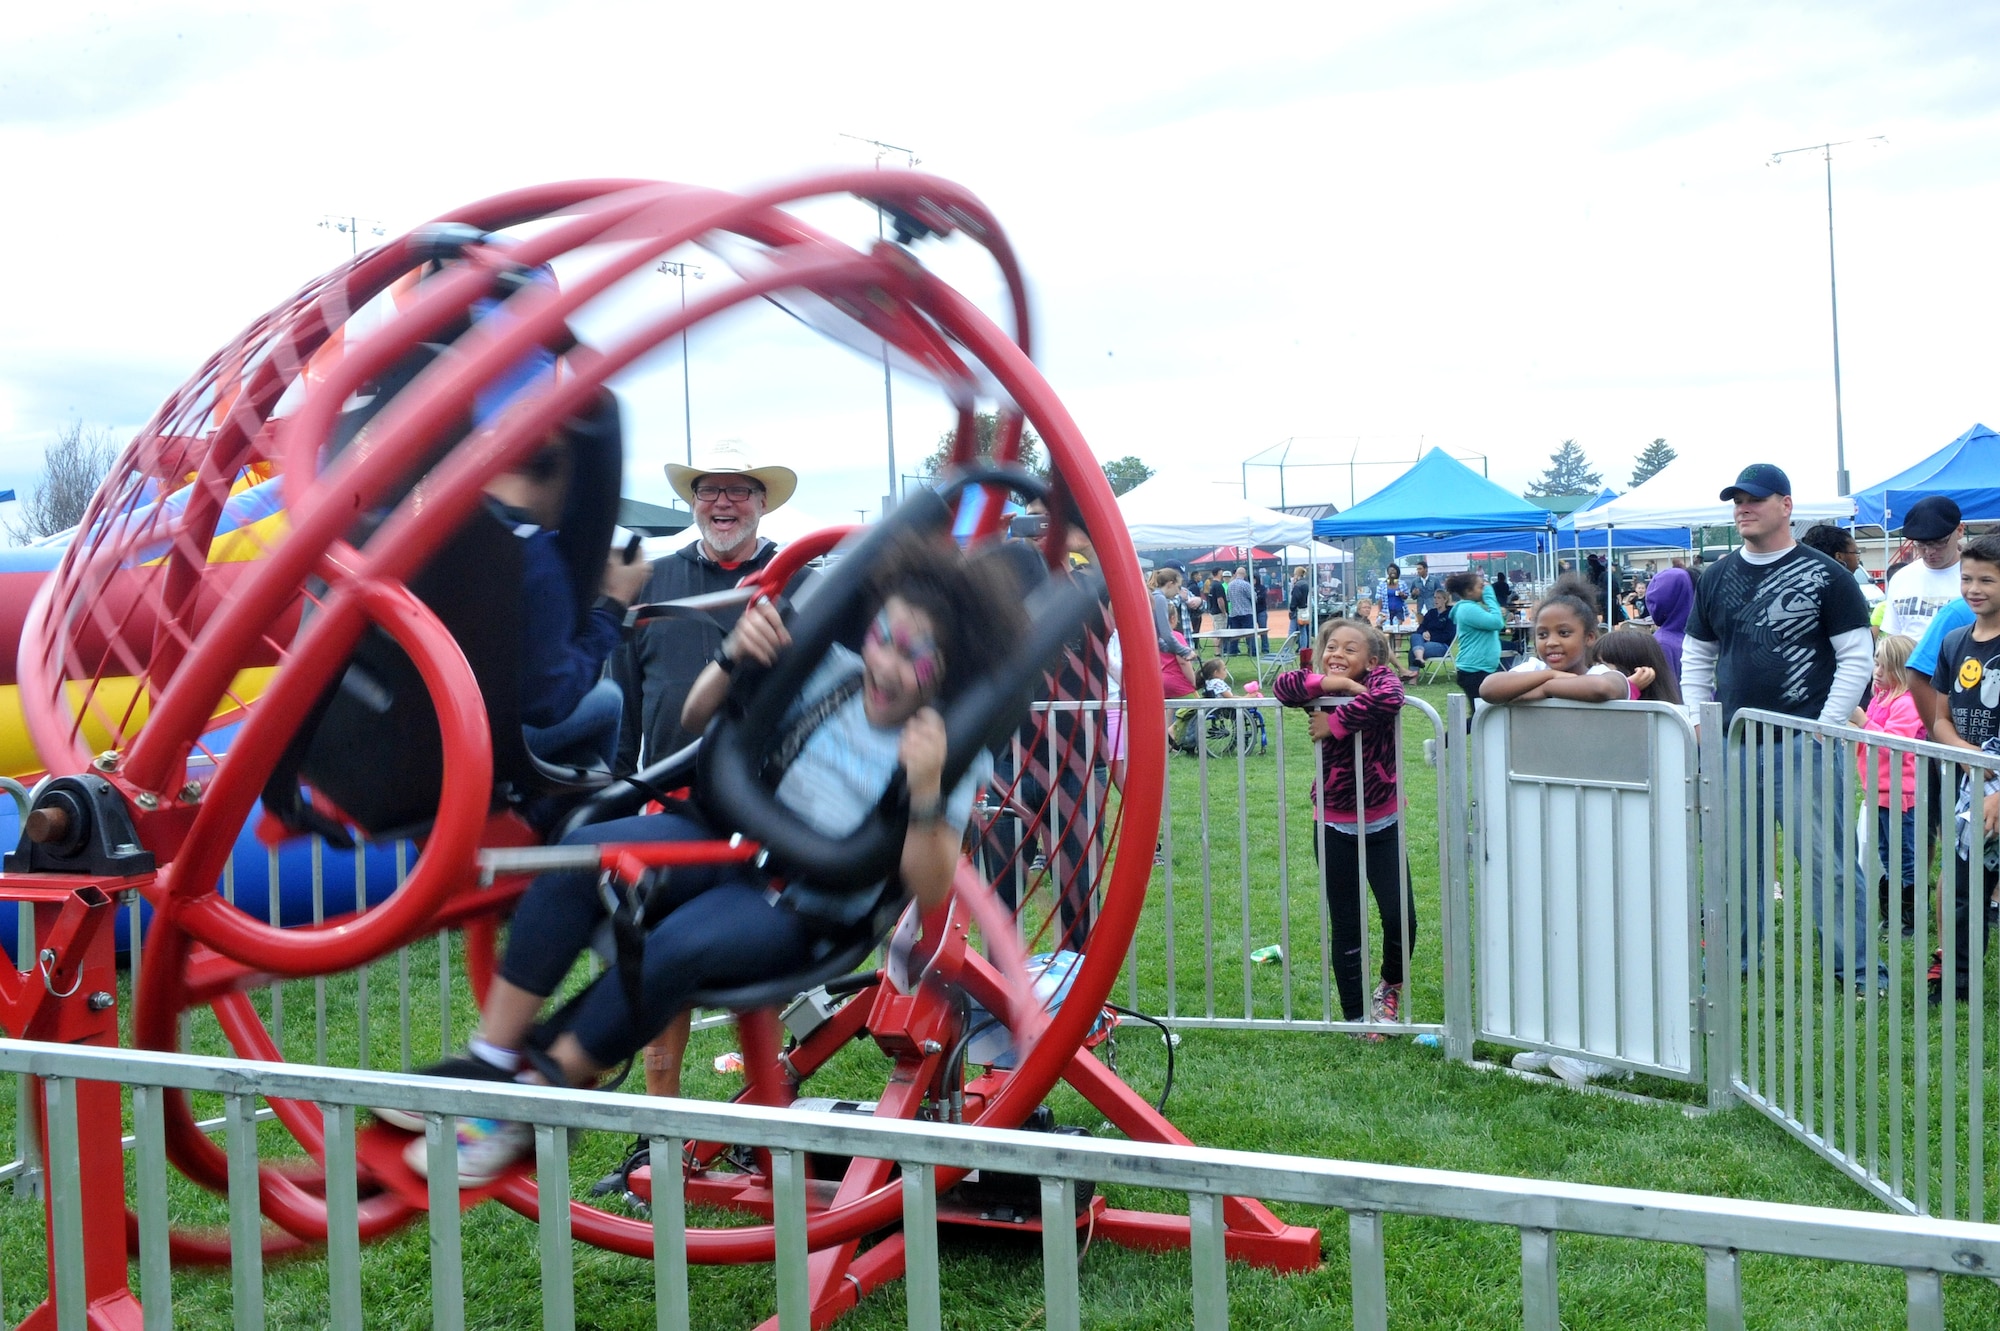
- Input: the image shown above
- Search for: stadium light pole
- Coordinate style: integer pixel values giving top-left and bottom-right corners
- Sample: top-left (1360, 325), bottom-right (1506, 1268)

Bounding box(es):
top-left (840, 132), bottom-right (919, 514)
top-left (656, 260), bottom-right (705, 466)
top-left (319, 215), bottom-right (385, 256)
top-left (1768, 136), bottom-right (1884, 498)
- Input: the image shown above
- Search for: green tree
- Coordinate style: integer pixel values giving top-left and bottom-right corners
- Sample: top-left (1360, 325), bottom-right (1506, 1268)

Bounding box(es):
top-left (6, 421), bottom-right (121, 544)
top-left (1525, 439), bottom-right (1602, 499)
top-left (1629, 437), bottom-right (1677, 489)
top-left (917, 411), bottom-right (1045, 479)
top-left (1100, 455), bottom-right (1154, 496)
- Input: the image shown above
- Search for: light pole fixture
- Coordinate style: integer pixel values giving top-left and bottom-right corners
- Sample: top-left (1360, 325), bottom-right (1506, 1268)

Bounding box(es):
top-left (318, 214), bottom-right (385, 256)
top-left (656, 260), bottom-right (705, 466)
top-left (839, 132), bottom-right (919, 513)
top-left (1768, 135), bottom-right (1885, 497)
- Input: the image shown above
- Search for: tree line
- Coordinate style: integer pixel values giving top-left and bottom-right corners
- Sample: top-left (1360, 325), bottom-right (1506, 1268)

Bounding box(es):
top-left (1525, 437), bottom-right (1677, 499)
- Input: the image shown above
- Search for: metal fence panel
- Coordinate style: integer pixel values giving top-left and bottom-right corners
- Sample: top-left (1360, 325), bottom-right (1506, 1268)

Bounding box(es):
top-left (1721, 707), bottom-right (2000, 1223)
top-left (1128, 695), bottom-right (1453, 1039)
top-left (1471, 699), bottom-right (1701, 1079)
top-left (7, 1038), bottom-right (2000, 1329)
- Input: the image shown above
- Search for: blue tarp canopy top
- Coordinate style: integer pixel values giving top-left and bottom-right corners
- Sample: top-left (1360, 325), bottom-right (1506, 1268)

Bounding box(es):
top-left (1852, 423), bottom-right (2000, 529)
top-left (1392, 487), bottom-right (1693, 557)
top-left (1312, 448), bottom-right (1554, 539)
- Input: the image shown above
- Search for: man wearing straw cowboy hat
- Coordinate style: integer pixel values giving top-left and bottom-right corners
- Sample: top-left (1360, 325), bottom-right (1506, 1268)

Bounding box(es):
top-left (597, 438), bottom-right (798, 1151)
top-left (610, 438), bottom-right (799, 776)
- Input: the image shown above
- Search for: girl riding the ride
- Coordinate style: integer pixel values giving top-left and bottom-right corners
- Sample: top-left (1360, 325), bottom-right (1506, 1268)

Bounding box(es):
top-left (382, 529), bottom-right (1026, 1184)
top-left (1273, 618), bottom-right (1416, 1037)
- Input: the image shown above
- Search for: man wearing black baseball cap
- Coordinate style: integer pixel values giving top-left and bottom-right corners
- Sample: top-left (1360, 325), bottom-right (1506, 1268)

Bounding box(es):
top-left (1884, 495), bottom-right (1964, 640)
top-left (1685, 462), bottom-right (1879, 985)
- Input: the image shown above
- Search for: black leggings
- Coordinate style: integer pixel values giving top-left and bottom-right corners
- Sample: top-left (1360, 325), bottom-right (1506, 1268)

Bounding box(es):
top-left (1455, 669), bottom-right (1491, 730)
top-left (1318, 823), bottom-right (1418, 1021)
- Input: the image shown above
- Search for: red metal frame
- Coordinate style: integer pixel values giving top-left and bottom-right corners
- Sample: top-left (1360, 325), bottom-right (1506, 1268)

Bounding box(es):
top-left (7, 170), bottom-right (1314, 1328)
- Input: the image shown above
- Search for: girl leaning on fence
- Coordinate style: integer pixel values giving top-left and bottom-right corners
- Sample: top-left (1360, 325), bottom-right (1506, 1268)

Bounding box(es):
top-left (1273, 617), bottom-right (1417, 1039)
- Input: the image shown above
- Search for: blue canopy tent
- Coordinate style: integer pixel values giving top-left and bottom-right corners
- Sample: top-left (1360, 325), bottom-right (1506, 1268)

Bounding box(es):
top-left (1313, 449), bottom-right (1556, 540)
top-left (1852, 423), bottom-right (2000, 530)
top-left (1395, 530), bottom-right (1547, 557)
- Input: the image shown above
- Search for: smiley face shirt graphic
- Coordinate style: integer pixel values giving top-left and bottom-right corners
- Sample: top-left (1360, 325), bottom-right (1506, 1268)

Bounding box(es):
top-left (1934, 625), bottom-right (2000, 750)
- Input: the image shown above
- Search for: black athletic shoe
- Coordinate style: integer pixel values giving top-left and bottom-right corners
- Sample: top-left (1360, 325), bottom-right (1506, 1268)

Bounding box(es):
top-left (590, 1137), bottom-right (651, 1197)
top-left (372, 1053), bottom-right (519, 1133)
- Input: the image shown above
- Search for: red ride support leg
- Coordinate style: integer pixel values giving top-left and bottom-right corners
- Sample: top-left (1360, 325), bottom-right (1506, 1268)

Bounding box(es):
top-left (1, 881), bottom-right (146, 1330)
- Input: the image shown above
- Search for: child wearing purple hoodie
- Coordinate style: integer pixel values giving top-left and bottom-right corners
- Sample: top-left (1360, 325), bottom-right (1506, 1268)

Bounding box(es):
top-left (1274, 618), bottom-right (1416, 1034)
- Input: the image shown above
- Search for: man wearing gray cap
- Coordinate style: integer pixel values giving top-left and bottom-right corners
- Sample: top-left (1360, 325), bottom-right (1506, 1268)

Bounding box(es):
top-left (1683, 463), bottom-right (1878, 984)
top-left (1884, 495), bottom-right (1964, 641)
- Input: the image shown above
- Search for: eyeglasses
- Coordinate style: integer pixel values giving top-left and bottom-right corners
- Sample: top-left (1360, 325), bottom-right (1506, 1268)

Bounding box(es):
top-left (692, 481), bottom-right (763, 503)
top-left (1913, 536), bottom-right (1957, 551)
top-left (865, 609), bottom-right (941, 688)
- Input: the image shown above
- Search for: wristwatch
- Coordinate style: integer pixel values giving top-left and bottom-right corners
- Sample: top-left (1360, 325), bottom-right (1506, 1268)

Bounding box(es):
top-left (711, 644), bottom-right (736, 674)
top-left (907, 794), bottom-right (943, 825)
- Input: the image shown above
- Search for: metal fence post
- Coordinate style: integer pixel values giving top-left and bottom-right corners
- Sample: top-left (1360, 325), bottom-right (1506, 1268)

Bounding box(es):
top-left (1442, 692), bottom-right (1475, 1062)
top-left (1699, 702), bottom-right (1732, 1111)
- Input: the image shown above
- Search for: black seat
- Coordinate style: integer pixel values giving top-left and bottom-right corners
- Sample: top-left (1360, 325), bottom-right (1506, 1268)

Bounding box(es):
top-left (263, 382), bottom-right (626, 844)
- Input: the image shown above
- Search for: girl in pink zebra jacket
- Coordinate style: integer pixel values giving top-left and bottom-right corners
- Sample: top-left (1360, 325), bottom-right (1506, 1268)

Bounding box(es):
top-left (1274, 618), bottom-right (1416, 1036)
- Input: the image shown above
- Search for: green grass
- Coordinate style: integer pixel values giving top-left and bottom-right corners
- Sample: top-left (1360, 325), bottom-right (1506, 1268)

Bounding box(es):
top-left (4, 666), bottom-right (2000, 1327)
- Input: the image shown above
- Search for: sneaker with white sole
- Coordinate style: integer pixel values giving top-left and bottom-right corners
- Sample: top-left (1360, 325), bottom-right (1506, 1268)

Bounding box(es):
top-left (371, 1052), bottom-right (519, 1133)
top-left (1370, 981), bottom-right (1403, 1025)
top-left (1510, 1050), bottom-right (1554, 1073)
top-left (1547, 1055), bottom-right (1632, 1088)
top-left (404, 1113), bottom-right (534, 1188)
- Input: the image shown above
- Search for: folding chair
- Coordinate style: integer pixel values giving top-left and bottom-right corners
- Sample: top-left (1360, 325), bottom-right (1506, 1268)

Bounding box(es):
top-left (1417, 634), bottom-right (1457, 686)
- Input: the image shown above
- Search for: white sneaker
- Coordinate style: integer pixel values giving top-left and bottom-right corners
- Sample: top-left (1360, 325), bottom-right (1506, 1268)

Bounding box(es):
top-left (1510, 1050), bottom-right (1553, 1073)
top-left (404, 1114), bottom-right (533, 1187)
top-left (1547, 1055), bottom-right (1632, 1088)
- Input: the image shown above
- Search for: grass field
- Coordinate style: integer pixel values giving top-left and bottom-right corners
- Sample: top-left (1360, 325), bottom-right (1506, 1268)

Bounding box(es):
top-left (4, 664), bottom-right (2000, 1328)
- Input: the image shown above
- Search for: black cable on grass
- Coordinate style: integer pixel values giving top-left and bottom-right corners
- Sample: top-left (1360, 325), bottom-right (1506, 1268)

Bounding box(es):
top-left (1106, 1004), bottom-right (1175, 1113)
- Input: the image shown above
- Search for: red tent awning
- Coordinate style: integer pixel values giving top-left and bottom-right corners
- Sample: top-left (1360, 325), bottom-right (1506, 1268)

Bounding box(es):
top-left (1189, 545), bottom-right (1278, 564)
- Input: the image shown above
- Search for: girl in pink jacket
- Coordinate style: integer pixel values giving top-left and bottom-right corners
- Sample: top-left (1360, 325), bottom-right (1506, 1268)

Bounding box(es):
top-left (1855, 635), bottom-right (1924, 937)
top-left (1274, 619), bottom-right (1414, 1035)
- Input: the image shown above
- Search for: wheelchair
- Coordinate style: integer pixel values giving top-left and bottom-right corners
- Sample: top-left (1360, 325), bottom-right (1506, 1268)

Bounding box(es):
top-left (1172, 702), bottom-right (1268, 758)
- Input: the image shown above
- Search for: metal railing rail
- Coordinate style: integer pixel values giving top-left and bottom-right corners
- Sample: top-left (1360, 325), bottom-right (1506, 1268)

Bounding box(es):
top-left (1721, 706), bottom-right (2000, 1223)
top-left (4, 1037), bottom-right (1992, 1331)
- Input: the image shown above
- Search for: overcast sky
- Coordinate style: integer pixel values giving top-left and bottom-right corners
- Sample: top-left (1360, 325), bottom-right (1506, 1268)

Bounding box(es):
top-left (2, 1), bottom-right (1996, 527)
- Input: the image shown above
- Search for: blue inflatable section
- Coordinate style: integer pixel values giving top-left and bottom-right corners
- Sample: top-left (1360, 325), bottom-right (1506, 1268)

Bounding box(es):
top-left (0, 723), bottom-right (412, 962)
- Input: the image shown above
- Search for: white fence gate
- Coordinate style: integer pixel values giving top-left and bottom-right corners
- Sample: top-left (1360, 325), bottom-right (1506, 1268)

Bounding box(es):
top-left (1469, 699), bottom-right (1704, 1082)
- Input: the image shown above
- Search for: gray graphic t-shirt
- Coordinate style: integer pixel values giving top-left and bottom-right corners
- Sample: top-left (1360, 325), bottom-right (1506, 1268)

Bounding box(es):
top-left (1685, 544), bottom-right (1872, 726)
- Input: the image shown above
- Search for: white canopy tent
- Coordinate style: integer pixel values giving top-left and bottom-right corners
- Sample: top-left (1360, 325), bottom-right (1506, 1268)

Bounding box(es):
top-left (1115, 476), bottom-right (1312, 548)
top-left (1570, 458), bottom-right (1856, 623)
top-left (1116, 476), bottom-right (1331, 653)
top-left (1571, 459), bottom-right (1854, 530)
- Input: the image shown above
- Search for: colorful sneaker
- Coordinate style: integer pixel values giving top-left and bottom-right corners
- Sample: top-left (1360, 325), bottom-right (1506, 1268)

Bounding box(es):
top-left (1371, 981), bottom-right (1403, 1025)
top-left (403, 1113), bottom-right (533, 1188)
top-left (1510, 1050), bottom-right (1554, 1073)
top-left (371, 1053), bottom-right (518, 1133)
top-left (1548, 1055), bottom-right (1631, 1088)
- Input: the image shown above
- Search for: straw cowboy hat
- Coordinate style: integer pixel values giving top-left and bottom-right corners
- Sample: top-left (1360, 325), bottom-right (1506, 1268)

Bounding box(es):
top-left (664, 439), bottom-right (797, 512)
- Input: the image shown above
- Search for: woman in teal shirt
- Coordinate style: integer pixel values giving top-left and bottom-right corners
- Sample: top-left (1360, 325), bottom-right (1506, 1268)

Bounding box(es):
top-left (1446, 570), bottom-right (1506, 720)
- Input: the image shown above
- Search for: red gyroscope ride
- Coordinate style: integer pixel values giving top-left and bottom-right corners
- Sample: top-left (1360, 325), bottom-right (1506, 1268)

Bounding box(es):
top-left (0, 171), bottom-right (1317, 1329)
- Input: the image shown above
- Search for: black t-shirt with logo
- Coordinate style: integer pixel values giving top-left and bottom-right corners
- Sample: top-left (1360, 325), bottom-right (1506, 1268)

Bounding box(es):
top-left (1684, 543), bottom-right (1871, 726)
top-left (1932, 625), bottom-right (2000, 751)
